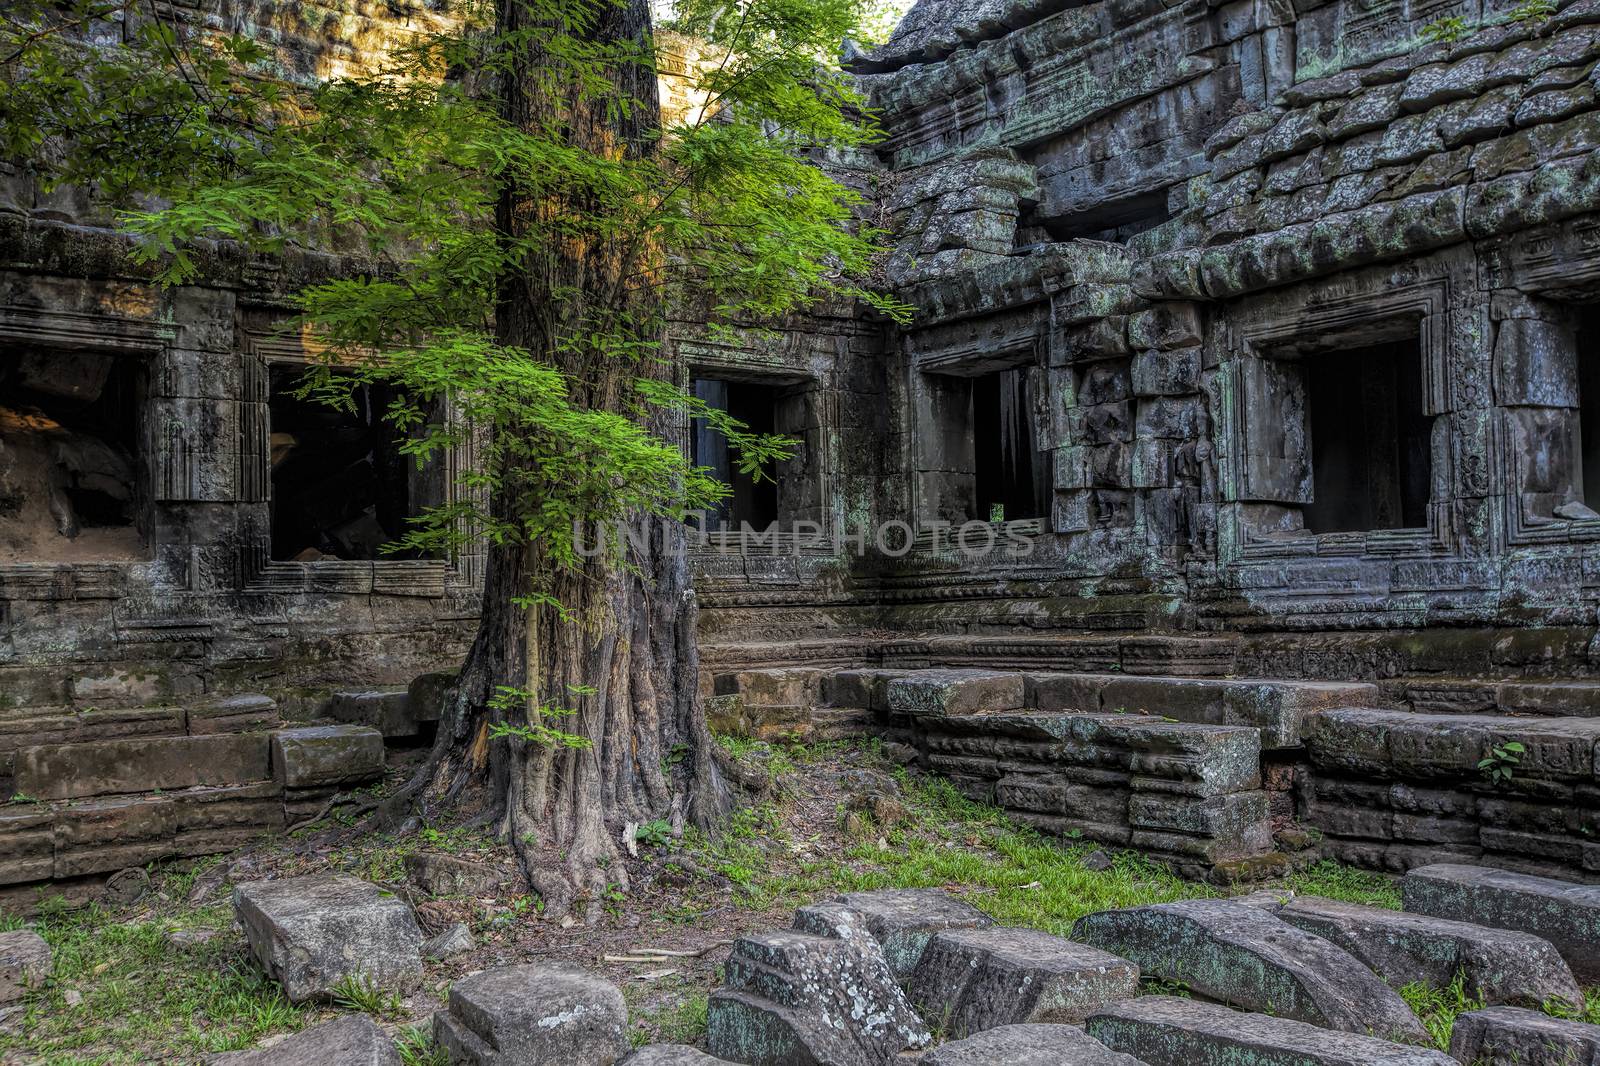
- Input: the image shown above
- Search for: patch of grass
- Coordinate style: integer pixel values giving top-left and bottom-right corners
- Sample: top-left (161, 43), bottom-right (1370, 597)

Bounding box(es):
top-left (1, 902), bottom-right (313, 1064)
top-left (1401, 973), bottom-right (1484, 1050)
top-left (1284, 860), bottom-right (1402, 909)
top-left (331, 973), bottom-right (406, 1019)
top-left (396, 1022), bottom-right (448, 1066)
top-left (627, 989), bottom-right (710, 1048)
top-left (690, 771), bottom-right (1214, 928)
top-left (1543, 985), bottom-right (1600, 1027)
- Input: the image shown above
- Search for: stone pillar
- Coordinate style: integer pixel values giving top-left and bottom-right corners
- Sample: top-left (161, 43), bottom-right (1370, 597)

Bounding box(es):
top-left (1490, 297), bottom-right (1587, 523)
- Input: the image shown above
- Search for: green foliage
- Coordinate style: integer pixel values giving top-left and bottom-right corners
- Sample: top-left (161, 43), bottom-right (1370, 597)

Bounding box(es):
top-left (1421, 14), bottom-right (1473, 42)
top-left (397, 1023), bottom-right (450, 1066)
top-left (485, 685), bottom-right (593, 749)
top-left (1401, 974), bottom-right (1486, 1050)
top-left (1479, 741), bottom-right (1525, 785)
top-left (1284, 860), bottom-right (1402, 909)
top-left (330, 973), bottom-right (406, 1018)
top-left (1507, 0), bottom-right (1556, 21)
top-left (1, 0), bottom-right (902, 615)
top-left (635, 818), bottom-right (673, 847)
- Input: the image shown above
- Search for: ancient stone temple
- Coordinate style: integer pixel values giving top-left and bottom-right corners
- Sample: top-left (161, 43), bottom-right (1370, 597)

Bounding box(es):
top-left (6, 0), bottom-right (1600, 893)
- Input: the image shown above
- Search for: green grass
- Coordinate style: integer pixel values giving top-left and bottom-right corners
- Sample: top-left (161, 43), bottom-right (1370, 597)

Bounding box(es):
top-left (626, 988), bottom-right (710, 1048)
top-left (688, 771), bottom-right (1215, 931)
top-left (1284, 860), bottom-right (1403, 909)
top-left (1401, 974), bottom-right (1485, 1049)
top-left (0, 902), bottom-right (313, 1064)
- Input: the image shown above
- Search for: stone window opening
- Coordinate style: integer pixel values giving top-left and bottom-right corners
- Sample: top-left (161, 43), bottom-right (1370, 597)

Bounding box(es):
top-left (690, 377), bottom-right (788, 533)
top-left (973, 367), bottom-right (1050, 523)
top-left (1022, 190), bottom-right (1171, 246)
top-left (268, 366), bottom-right (437, 562)
top-left (0, 347), bottom-right (145, 563)
top-left (1301, 337), bottom-right (1433, 534)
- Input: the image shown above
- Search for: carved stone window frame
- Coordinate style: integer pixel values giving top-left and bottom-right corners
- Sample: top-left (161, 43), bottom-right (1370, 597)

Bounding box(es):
top-left (240, 329), bottom-right (482, 597)
top-left (0, 303), bottom-right (171, 575)
top-left (1218, 268), bottom-right (1459, 564)
top-left (676, 338), bottom-right (828, 556)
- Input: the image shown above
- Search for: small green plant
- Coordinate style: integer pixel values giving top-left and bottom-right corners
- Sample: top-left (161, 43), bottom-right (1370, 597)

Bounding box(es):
top-left (330, 974), bottom-right (404, 1019)
top-left (8, 793), bottom-right (38, 804)
top-left (1478, 741), bottom-right (1525, 785)
top-left (1401, 974), bottom-right (1485, 1050)
top-left (396, 1022), bottom-right (448, 1066)
top-left (989, 503), bottom-right (1005, 523)
top-left (635, 819), bottom-right (673, 849)
top-left (1421, 14), bottom-right (1473, 42)
top-left (1506, 0), bottom-right (1555, 21)
top-left (485, 685), bottom-right (593, 750)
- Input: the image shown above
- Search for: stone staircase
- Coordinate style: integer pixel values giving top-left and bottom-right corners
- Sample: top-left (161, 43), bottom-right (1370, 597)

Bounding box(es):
top-left (0, 676), bottom-right (453, 895)
top-left (711, 663), bottom-right (1600, 882)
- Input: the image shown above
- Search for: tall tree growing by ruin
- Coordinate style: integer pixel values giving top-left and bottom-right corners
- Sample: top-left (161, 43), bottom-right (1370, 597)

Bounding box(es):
top-left (2, 0), bottom-right (901, 917)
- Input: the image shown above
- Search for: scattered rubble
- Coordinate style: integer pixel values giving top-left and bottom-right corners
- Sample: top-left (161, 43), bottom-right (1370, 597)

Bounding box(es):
top-left (434, 962), bottom-right (629, 1066)
top-left (208, 1014), bottom-right (402, 1065)
top-left (0, 930), bottom-right (51, 1004)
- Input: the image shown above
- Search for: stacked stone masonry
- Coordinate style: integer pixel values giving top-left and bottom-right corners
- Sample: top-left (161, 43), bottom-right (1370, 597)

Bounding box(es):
top-left (14, 0), bottom-right (1600, 891)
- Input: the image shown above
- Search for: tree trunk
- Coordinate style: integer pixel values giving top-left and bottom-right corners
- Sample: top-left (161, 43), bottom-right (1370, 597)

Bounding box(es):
top-left (402, 0), bottom-right (731, 923)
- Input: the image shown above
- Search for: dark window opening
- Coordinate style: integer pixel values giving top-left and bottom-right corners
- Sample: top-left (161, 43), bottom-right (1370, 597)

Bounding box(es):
top-left (973, 367), bottom-right (1049, 522)
top-left (269, 368), bottom-right (435, 561)
top-left (1577, 310), bottom-right (1600, 510)
top-left (1029, 190), bottom-right (1171, 246)
top-left (1302, 339), bottom-right (1432, 533)
top-left (0, 348), bottom-right (144, 562)
top-left (691, 378), bottom-right (779, 531)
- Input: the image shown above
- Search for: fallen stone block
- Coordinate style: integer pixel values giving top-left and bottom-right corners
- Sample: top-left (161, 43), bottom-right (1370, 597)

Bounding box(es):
top-left (1280, 895), bottom-right (1582, 1009)
top-left (270, 725), bottom-right (384, 789)
top-left (907, 927), bottom-right (1138, 1033)
top-left (423, 922), bottom-right (474, 961)
top-left (1448, 1005), bottom-right (1600, 1066)
top-left (707, 903), bottom-right (930, 1065)
top-left (234, 874), bottom-right (423, 1003)
top-left (407, 670), bottom-right (456, 724)
top-left (713, 669), bottom-right (824, 706)
top-left (1072, 899), bottom-right (1430, 1044)
top-left (327, 691), bottom-right (415, 738)
top-left (620, 1047), bottom-right (736, 1065)
top-left (404, 852), bottom-right (510, 897)
top-left (188, 694), bottom-right (279, 735)
top-left (0, 929), bottom-right (52, 1004)
top-left (817, 887), bottom-right (994, 979)
top-left (921, 1023), bottom-right (1145, 1065)
top-left (1087, 995), bottom-right (1458, 1066)
top-left (886, 670), bottom-right (1025, 717)
top-left (821, 669), bottom-right (907, 710)
top-left (434, 962), bottom-right (628, 1066)
top-left (1402, 863), bottom-right (1600, 981)
top-left (208, 1014), bottom-right (402, 1065)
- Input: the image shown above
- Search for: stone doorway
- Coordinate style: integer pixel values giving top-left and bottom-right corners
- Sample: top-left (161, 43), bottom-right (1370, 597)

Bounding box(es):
top-left (973, 367), bottom-right (1049, 523)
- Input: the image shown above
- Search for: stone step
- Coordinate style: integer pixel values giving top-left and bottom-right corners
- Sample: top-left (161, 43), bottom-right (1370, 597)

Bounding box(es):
top-left (1447, 1005), bottom-right (1600, 1066)
top-left (1071, 899), bottom-right (1431, 1045)
top-left (1086, 996), bottom-right (1457, 1066)
top-left (1400, 676), bottom-right (1600, 717)
top-left (1306, 708), bottom-right (1600, 782)
top-left (921, 1023), bottom-right (1144, 1066)
top-left (905, 927), bottom-right (1139, 1034)
top-left (1276, 895), bottom-right (1583, 1009)
top-left (13, 733), bottom-right (275, 801)
top-left (1402, 863), bottom-right (1600, 981)
top-left (0, 724), bottom-right (383, 885)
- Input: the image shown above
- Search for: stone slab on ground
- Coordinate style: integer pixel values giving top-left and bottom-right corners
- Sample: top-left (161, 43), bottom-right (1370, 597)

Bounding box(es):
top-left (207, 1015), bottom-right (402, 1065)
top-left (1402, 863), bottom-right (1600, 981)
top-left (0, 929), bottom-right (51, 1003)
top-left (188, 695), bottom-right (280, 735)
top-left (407, 670), bottom-right (455, 724)
top-left (818, 887), bottom-right (995, 979)
top-left (906, 927), bottom-right (1139, 1033)
top-left (435, 962), bottom-right (628, 1066)
top-left (707, 903), bottom-right (930, 1066)
top-left (1072, 898), bottom-right (1430, 1044)
top-left (886, 669), bottom-right (1026, 716)
top-left (1447, 1005), bottom-right (1600, 1065)
top-left (1279, 895), bottom-right (1582, 1008)
top-left (620, 1047), bottom-right (735, 1065)
top-left (269, 725), bottom-right (385, 789)
top-left (1087, 996), bottom-right (1457, 1066)
top-left (920, 1023), bottom-right (1145, 1065)
top-left (234, 874), bottom-right (422, 1003)
top-left (404, 852), bottom-right (510, 897)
